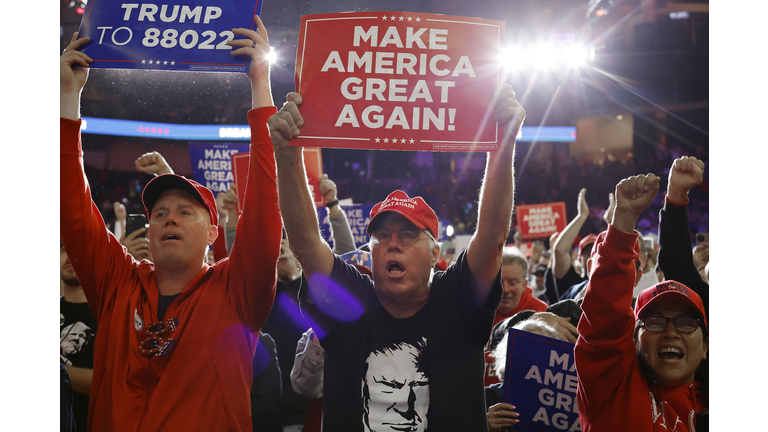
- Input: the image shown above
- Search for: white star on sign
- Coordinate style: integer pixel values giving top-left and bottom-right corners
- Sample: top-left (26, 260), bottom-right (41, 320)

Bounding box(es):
top-left (375, 137), bottom-right (381, 143)
top-left (416, 17), bottom-right (421, 22)
top-left (164, 61), bottom-right (168, 65)
top-left (141, 59), bottom-right (146, 64)
top-left (401, 138), bottom-right (406, 143)
top-left (399, 16), bottom-right (404, 21)
top-left (407, 16), bottom-right (413, 21)
top-left (148, 60), bottom-right (153, 64)
top-left (390, 15), bottom-right (396, 20)
top-left (156, 60), bottom-right (161, 64)
top-left (383, 138), bottom-right (389, 143)
top-left (382, 16), bottom-right (388, 20)
top-left (170, 61), bottom-right (175, 65)
top-left (409, 139), bottom-right (415, 144)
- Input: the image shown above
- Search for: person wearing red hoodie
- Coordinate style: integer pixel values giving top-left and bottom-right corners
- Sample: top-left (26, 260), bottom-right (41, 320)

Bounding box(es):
top-left (483, 248), bottom-right (548, 385)
top-left (575, 173), bottom-right (709, 432)
top-left (60, 18), bottom-right (282, 432)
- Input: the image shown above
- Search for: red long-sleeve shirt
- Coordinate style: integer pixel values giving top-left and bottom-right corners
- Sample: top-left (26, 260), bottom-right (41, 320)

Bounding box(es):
top-left (60, 107), bottom-right (281, 432)
top-left (575, 225), bottom-right (706, 432)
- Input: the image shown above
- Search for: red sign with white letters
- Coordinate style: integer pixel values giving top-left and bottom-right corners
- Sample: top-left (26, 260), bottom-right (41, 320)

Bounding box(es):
top-left (294, 11), bottom-right (505, 152)
top-left (516, 202), bottom-right (567, 240)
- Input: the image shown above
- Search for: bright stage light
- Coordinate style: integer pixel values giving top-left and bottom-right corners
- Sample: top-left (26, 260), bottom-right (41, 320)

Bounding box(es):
top-left (501, 42), bottom-right (591, 71)
top-left (499, 46), bottom-right (528, 71)
top-left (267, 49), bottom-right (277, 64)
top-left (446, 225), bottom-right (454, 237)
top-left (531, 44), bottom-right (558, 70)
top-left (564, 45), bottom-right (589, 66)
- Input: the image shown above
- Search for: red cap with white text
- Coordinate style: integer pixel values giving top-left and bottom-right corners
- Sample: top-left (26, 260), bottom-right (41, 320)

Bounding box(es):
top-left (367, 190), bottom-right (439, 239)
top-left (635, 280), bottom-right (708, 331)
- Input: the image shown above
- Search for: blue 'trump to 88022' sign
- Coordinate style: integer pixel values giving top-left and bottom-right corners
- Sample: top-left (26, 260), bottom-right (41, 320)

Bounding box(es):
top-left (76, 0), bottom-right (263, 72)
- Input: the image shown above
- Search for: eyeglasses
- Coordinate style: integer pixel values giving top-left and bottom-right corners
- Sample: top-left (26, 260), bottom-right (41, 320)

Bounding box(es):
top-left (370, 228), bottom-right (432, 246)
top-left (639, 316), bottom-right (701, 334)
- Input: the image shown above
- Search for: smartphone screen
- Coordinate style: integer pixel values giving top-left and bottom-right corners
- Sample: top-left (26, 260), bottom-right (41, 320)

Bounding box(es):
top-left (126, 214), bottom-right (149, 238)
top-left (642, 237), bottom-right (654, 250)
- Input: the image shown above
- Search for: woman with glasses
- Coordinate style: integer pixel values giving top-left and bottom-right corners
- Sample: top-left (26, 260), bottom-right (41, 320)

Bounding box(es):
top-left (575, 173), bottom-right (708, 432)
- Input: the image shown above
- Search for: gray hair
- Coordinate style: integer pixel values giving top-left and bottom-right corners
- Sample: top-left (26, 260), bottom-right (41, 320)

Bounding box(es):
top-left (501, 246), bottom-right (528, 275)
top-left (492, 318), bottom-right (565, 380)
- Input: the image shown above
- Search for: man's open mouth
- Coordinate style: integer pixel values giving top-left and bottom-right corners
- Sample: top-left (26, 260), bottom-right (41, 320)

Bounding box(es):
top-left (387, 261), bottom-right (405, 276)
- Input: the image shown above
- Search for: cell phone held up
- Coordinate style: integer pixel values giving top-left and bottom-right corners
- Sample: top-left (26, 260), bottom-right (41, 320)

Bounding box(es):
top-left (126, 214), bottom-right (149, 238)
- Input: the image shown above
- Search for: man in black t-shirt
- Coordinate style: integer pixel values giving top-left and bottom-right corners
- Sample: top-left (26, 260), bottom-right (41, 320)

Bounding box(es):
top-left (60, 242), bottom-right (97, 432)
top-left (268, 85), bottom-right (526, 431)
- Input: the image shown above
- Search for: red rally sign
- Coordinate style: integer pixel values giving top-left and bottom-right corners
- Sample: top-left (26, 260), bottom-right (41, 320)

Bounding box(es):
top-left (231, 148), bottom-right (325, 213)
top-left (516, 202), bottom-right (567, 240)
top-left (294, 11), bottom-right (505, 152)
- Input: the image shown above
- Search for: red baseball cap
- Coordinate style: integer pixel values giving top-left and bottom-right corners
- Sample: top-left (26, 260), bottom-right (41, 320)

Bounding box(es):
top-left (142, 174), bottom-right (219, 226)
top-left (367, 190), bottom-right (439, 239)
top-left (635, 280), bottom-right (708, 331)
top-left (435, 256), bottom-right (448, 271)
top-left (578, 234), bottom-right (598, 256)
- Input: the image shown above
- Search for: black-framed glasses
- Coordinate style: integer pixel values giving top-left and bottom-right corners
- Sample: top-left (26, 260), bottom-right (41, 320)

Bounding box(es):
top-left (370, 228), bottom-right (430, 246)
top-left (639, 316), bottom-right (701, 334)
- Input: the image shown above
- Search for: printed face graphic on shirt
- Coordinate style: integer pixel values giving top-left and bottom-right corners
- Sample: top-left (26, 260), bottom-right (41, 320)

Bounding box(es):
top-left (362, 338), bottom-right (429, 432)
top-left (60, 321), bottom-right (93, 362)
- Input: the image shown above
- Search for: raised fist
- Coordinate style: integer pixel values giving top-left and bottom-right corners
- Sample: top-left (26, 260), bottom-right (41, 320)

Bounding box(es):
top-left (667, 156), bottom-right (705, 203)
top-left (319, 174), bottom-right (338, 203)
top-left (135, 152), bottom-right (174, 176)
top-left (612, 173), bottom-right (660, 233)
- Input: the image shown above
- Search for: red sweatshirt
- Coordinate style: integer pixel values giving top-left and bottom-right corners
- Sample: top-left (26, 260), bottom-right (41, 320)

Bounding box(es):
top-left (575, 226), bottom-right (707, 431)
top-left (484, 286), bottom-right (548, 385)
top-left (60, 107), bottom-right (282, 432)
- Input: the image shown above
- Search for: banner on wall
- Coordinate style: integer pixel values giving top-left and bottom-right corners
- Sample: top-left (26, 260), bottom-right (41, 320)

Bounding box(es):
top-left (502, 329), bottom-right (580, 432)
top-left (294, 11), bottom-right (505, 152)
top-left (188, 142), bottom-right (249, 195)
top-left (76, 0), bottom-right (263, 72)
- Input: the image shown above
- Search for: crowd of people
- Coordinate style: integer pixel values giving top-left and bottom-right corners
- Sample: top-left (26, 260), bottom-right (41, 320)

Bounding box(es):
top-left (60, 16), bottom-right (709, 432)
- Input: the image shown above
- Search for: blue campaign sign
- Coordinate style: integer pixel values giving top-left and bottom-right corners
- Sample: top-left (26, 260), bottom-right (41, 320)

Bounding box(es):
top-left (188, 142), bottom-right (250, 193)
top-left (502, 329), bottom-right (581, 432)
top-left (77, 0), bottom-right (263, 72)
top-left (317, 203), bottom-right (375, 251)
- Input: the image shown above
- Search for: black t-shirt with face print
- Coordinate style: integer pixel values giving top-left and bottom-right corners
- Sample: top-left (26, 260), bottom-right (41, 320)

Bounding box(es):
top-left (307, 250), bottom-right (502, 432)
top-left (60, 297), bottom-right (98, 432)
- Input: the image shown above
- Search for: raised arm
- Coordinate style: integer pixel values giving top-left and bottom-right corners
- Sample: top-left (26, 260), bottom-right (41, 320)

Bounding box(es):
top-left (466, 84), bottom-right (526, 305)
top-left (658, 156), bottom-right (709, 317)
top-left (60, 34), bottom-right (137, 321)
top-left (552, 188), bottom-right (589, 279)
top-left (582, 174), bottom-right (660, 340)
top-left (575, 174), bottom-right (659, 421)
top-left (320, 174), bottom-right (356, 255)
top-left (222, 17), bottom-right (282, 332)
top-left (60, 33), bottom-right (91, 120)
top-left (269, 93), bottom-right (336, 278)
